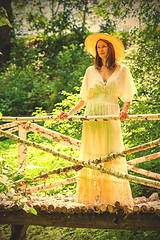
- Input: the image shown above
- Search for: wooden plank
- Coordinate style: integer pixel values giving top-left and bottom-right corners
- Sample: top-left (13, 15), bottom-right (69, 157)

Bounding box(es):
top-left (0, 210), bottom-right (160, 231)
top-left (127, 152), bottom-right (160, 165)
top-left (24, 177), bottom-right (77, 194)
top-left (18, 124), bottom-right (27, 168)
top-left (6, 127), bottom-right (18, 134)
top-left (0, 122), bottom-right (18, 137)
top-left (127, 165), bottom-right (160, 180)
top-left (0, 122), bottom-right (18, 130)
top-left (27, 122), bottom-right (81, 150)
top-left (16, 164), bottom-right (82, 185)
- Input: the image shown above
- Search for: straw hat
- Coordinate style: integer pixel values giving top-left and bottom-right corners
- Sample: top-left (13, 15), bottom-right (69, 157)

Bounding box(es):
top-left (85, 33), bottom-right (125, 62)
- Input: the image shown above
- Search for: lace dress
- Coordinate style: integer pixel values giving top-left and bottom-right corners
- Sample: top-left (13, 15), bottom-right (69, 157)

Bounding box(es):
top-left (75, 64), bottom-right (137, 206)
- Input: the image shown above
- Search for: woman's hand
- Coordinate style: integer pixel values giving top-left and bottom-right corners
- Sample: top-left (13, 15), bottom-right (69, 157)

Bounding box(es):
top-left (119, 111), bottom-right (128, 121)
top-left (57, 111), bottom-right (69, 120)
top-left (119, 102), bottom-right (130, 121)
top-left (57, 100), bottom-right (85, 120)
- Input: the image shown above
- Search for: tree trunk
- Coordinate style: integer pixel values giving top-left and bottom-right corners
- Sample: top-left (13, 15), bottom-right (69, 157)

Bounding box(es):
top-left (0, 0), bottom-right (15, 66)
top-left (83, 1), bottom-right (88, 25)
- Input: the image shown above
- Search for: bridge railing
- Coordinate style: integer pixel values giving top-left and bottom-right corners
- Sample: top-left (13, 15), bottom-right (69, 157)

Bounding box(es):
top-left (0, 114), bottom-right (160, 193)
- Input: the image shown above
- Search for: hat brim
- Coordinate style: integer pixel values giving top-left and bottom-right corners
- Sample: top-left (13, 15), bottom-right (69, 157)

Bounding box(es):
top-left (85, 33), bottom-right (125, 62)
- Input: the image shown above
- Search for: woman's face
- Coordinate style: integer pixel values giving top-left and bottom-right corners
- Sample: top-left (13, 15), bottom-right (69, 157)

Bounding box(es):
top-left (97, 40), bottom-right (108, 59)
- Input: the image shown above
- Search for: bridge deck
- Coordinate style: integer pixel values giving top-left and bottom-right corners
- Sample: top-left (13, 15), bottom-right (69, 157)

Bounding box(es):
top-left (0, 192), bottom-right (160, 231)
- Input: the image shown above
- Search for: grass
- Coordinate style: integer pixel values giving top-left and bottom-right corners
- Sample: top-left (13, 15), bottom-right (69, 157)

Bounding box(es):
top-left (0, 136), bottom-right (78, 186)
top-left (1, 225), bottom-right (160, 240)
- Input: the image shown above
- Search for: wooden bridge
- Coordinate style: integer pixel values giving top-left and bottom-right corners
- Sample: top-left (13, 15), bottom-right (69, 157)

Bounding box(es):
top-left (0, 114), bottom-right (160, 240)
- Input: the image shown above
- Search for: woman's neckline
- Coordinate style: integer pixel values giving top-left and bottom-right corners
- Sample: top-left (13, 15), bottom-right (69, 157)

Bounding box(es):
top-left (96, 64), bottom-right (120, 84)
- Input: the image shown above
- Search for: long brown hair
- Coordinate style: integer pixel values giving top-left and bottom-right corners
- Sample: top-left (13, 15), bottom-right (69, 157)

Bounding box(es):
top-left (94, 39), bottom-right (116, 70)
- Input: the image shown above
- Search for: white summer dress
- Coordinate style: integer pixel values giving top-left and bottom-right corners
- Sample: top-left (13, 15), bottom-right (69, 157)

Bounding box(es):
top-left (75, 63), bottom-right (137, 206)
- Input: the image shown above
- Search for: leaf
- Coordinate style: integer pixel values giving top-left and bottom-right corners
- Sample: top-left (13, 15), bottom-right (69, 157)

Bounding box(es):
top-left (28, 207), bottom-right (37, 215)
top-left (0, 17), bottom-right (12, 27)
top-left (20, 202), bottom-right (26, 208)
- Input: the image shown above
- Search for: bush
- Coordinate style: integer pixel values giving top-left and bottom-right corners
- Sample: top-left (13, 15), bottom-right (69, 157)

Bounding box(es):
top-left (0, 40), bottom-right (92, 116)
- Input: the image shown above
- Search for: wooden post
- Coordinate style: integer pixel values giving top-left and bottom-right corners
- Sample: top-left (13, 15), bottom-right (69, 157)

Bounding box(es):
top-left (18, 124), bottom-right (27, 168)
top-left (10, 225), bottom-right (28, 240)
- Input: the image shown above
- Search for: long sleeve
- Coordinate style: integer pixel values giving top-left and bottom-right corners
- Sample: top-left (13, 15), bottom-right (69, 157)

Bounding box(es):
top-left (119, 66), bottom-right (137, 102)
top-left (80, 66), bottom-right (95, 104)
top-left (80, 70), bottom-right (88, 103)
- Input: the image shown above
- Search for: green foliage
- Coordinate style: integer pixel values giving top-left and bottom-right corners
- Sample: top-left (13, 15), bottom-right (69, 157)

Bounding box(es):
top-left (0, 40), bottom-right (91, 116)
top-left (0, 160), bottom-right (17, 193)
top-left (0, 63), bottom-right (50, 116)
top-left (50, 44), bottom-right (92, 104)
top-left (0, 158), bottom-right (30, 194)
top-left (49, 90), bottom-right (84, 140)
top-left (0, 159), bottom-right (38, 215)
top-left (0, 7), bottom-right (12, 28)
top-left (13, 0), bottom-right (99, 36)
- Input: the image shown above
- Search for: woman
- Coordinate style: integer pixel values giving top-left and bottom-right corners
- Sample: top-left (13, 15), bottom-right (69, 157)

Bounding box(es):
top-left (58, 33), bottom-right (137, 206)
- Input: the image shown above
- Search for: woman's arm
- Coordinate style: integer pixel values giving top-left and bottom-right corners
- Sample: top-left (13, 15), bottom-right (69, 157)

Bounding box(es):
top-left (119, 102), bottom-right (130, 121)
top-left (57, 99), bottom-right (85, 120)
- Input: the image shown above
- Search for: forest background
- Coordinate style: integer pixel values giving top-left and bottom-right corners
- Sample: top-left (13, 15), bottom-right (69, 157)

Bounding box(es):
top-left (0, 0), bottom-right (159, 239)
